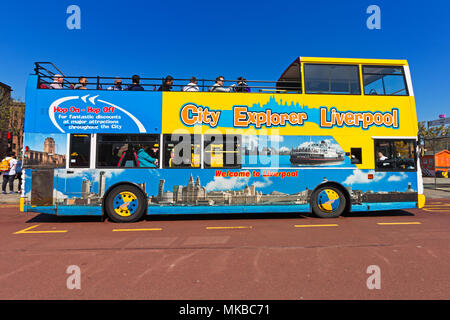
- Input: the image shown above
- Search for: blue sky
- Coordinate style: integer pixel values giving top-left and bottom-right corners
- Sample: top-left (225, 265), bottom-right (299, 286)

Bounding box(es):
top-left (26, 133), bottom-right (66, 154)
top-left (1, 0), bottom-right (449, 121)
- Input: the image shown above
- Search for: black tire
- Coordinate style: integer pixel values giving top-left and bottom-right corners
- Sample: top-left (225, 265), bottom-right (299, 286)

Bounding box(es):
top-left (311, 185), bottom-right (346, 218)
top-left (104, 184), bottom-right (146, 223)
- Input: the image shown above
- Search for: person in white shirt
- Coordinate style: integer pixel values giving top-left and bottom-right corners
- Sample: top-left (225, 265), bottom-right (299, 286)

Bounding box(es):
top-left (209, 76), bottom-right (236, 92)
top-left (377, 151), bottom-right (390, 167)
top-left (2, 152), bottom-right (17, 194)
top-left (49, 74), bottom-right (64, 89)
top-left (183, 77), bottom-right (200, 92)
top-left (377, 152), bottom-right (388, 161)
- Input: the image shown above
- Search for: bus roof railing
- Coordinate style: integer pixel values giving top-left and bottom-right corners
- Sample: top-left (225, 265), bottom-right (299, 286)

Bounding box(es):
top-left (33, 62), bottom-right (302, 93)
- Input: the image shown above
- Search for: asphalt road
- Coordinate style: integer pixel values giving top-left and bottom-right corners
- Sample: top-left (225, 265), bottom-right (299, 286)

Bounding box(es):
top-left (0, 200), bottom-right (449, 300)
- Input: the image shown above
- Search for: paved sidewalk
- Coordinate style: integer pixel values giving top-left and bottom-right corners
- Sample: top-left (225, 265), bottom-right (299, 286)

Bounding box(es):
top-left (0, 178), bottom-right (21, 204)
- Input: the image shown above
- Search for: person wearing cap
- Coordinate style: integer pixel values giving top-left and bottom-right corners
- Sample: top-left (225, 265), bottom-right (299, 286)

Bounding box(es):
top-left (235, 77), bottom-right (250, 92)
top-left (50, 74), bottom-right (64, 89)
top-left (108, 78), bottom-right (124, 91)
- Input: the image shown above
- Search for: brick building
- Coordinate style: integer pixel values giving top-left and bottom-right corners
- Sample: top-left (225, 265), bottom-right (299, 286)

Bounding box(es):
top-left (0, 82), bottom-right (25, 158)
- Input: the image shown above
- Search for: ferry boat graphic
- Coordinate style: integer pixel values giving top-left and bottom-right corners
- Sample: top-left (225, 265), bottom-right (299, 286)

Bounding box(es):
top-left (290, 139), bottom-right (345, 165)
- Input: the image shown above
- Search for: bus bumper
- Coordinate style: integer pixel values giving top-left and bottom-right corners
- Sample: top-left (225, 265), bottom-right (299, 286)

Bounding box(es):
top-left (418, 194), bottom-right (426, 209)
top-left (19, 197), bottom-right (26, 212)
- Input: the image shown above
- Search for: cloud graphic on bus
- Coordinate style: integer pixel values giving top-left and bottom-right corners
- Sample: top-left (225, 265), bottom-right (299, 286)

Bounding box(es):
top-left (387, 172), bottom-right (408, 182)
top-left (343, 170), bottom-right (386, 185)
top-left (205, 176), bottom-right (251, 192)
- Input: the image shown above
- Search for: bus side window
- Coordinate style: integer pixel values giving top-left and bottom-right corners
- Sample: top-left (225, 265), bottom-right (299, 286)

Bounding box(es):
top-left (304, 64), bottom-right (361, 95)
top-left (374, 139), bottom-right (416, 171)
top-left (204, 134), bottom-right (241, 168)
top-left (96, 134), bottom-right (159, 168)
top-left (375, 140), bottom-right (394, 169)
top-left (363, 66), bottom-right (408, 96)
top-left (69, 134), bottom-right (91, 168)
top-left (393, 140), bottom-right (416, 170)
top-left (350, 148), bottom-right (362, 164)
top-left (163, 134), bottom-right (201, 168)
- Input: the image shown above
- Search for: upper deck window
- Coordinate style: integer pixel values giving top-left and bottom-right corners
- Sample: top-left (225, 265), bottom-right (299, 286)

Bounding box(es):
top-left (304, 64), bottom-right (361, 95)
top-left (363, 66), bottom-right (408, 96)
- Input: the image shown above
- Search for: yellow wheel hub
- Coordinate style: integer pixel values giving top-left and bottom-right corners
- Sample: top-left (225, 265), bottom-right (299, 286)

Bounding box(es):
top-left (113, 191), bottom-right (138, 217)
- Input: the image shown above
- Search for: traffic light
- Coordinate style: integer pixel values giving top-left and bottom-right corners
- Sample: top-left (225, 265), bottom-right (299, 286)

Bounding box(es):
top-left (7, 132), bottom-right (13, 152)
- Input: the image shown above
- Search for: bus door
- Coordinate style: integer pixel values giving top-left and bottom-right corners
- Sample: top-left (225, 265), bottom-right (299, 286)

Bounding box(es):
top-left (65, 134), bottom-right (93, 201)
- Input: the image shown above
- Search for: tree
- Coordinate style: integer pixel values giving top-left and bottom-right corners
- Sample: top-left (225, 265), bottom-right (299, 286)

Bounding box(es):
top-left (418, 121), bottom-right (449, 156)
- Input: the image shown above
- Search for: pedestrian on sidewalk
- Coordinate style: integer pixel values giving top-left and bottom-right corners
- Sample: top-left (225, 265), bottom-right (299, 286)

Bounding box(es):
top-left (15, 158), bottom-right (22, 193)
top-left (1, 152), bottom-right (17, 194)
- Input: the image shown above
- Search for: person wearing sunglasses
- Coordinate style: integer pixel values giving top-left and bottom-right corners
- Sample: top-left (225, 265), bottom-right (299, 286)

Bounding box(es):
top-left (209, 76), bottom-right (236, 92)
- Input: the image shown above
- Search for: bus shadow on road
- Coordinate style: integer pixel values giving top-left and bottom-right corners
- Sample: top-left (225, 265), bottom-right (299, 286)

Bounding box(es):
top-left (342, 209), bottom-right (415, 218)
top-left (25, 214), bottom-right (104, 223)
top-left (24, 212), bottom-right (308, 223)
top-left (145, 212), bottom-right (309, 222)
top-left (23, 210), bottom-right (414, 224)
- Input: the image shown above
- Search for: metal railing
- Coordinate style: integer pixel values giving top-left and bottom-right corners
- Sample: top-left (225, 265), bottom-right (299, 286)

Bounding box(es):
top-left (34, 62), bottom-right (302, 93)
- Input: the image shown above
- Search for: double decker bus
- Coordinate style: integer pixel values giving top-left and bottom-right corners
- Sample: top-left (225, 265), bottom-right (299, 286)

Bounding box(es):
top-left (20, 57), bottom-right (425, 222)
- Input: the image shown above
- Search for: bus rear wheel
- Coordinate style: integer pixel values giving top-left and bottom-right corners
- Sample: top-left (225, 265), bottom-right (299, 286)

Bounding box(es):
top-left (104, 185), bottom-right (146, 223)
top-left (311, 185), bottom-right (346, 218)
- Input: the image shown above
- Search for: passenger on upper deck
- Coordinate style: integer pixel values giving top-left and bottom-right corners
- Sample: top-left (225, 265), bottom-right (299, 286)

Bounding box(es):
top-left (158, 76), bottom-right (174, 91)
top-left (49, 74), bottom-right (64, 89)
top-left (209, 76), bottom-right (236, 92)
top-left (235, 77), bottom-right (250, 93)
top-left (183, 77), bottom-right (199, 92)
top-left (127, 75), bottom-right (144, 91)
top-left (107, 78), bottom-right (123, 91)
top-left (74, 77), bottom-right (88, 90)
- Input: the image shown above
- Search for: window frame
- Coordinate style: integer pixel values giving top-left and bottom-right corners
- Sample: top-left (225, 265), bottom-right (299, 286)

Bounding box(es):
top-left (362, 65), bottom-right (409, 96)
top-left (203, 134), bottom-right (242, 169)
top-left (303, 63), bottom-right (362, 95)
top-left (69, 134), bottom-right (91, 168)
top-left (350, 148), bottom-right (363, 164)
top-left (162, 133), bottom-right (202, 169)
top-left (374, 138), bottom-right (417, 172)
top-left (95, 133), bottom-right (161, 169)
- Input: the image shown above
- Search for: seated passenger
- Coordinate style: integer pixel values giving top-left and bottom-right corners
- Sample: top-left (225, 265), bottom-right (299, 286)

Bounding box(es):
top-left (158, 75), bottom-right (174, 91)
top-left (377, 151), bottom-right (391, 167)
top-left (182, 77), bottom-right (199, 92)
top-left (39, 81), bottom-right (50, 89)
top-left (107, 78), bottom-right (123, 91)
top-left (209, 76), bottom-right (236, 92)
top-left (377, 152), bottom-right (388, 161)
top-left (137, 146), bottom-right (158, 167)
top-left (74, 77), bottom-right (88, 89)
top-left (235, 77), bottom-right (250, 92)
top-left (49, 74), bottom-right (64, 89)
top-left (127, 75), bottom-right (144, 91)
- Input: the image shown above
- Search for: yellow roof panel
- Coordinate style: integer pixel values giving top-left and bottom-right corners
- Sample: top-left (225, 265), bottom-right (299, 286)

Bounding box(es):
top-left (299, 56), bottom-right (408, 65)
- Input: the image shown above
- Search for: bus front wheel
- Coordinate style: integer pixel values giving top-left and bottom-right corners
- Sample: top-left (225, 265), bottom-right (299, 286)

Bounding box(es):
top-left (311, 185), bottom-right (346, 218)
top-left (104, 184), bottom-right (146, 223)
